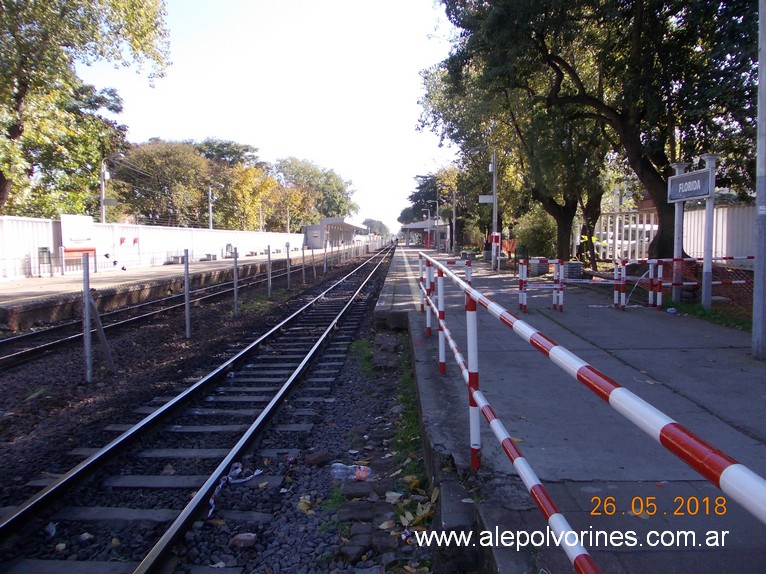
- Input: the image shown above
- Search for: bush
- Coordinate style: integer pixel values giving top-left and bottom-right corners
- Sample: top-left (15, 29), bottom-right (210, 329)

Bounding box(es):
top-left (514, 204), bottom-right (556, 258)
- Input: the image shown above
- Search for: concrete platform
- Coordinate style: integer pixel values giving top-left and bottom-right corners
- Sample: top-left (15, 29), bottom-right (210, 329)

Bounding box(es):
top-left (375, 246), bottom-right (766, 573)
top-left (0, 255), bottom-right (294, 331)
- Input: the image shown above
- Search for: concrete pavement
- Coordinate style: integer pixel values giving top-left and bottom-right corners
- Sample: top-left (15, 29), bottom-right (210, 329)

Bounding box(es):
top-left (377, 246), bottom-right (766, 573)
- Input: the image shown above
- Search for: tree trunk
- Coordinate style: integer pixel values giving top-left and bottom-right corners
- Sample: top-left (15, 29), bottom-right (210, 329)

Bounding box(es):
top-left (532, 187), bottom-right (578, 261)
top-left (555, 216), bottom-right (574, 261)
top-left (615, 119), bottom-right (675, 258)
top-left (0, 172), bottom-right (11, 213)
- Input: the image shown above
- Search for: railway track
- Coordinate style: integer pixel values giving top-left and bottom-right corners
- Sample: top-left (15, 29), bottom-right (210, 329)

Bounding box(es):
top-left (0, 245), bottom-right (394, 573)
top-left (0, 257), bottom-right (331, 370)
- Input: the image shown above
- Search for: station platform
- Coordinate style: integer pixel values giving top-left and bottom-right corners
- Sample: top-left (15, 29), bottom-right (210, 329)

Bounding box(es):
top-left (0, 252), bottom-right (303, 331)
top-left (375, 246), bottom-right (766, 573)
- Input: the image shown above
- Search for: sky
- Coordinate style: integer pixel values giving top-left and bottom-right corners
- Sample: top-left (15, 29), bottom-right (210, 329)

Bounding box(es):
top-left (77, 0), bottom-right (459, 234)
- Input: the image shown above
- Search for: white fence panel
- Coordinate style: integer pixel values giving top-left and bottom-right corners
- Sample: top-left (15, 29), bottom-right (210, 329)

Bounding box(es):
top-left (684, 205), bottom-right (755, 266)
top-left (594, 205), bottom-right (756, 265)
top-left (0, 216), bottom-right (55, 279)
top-left (1, 216), bottom-right (340, 280)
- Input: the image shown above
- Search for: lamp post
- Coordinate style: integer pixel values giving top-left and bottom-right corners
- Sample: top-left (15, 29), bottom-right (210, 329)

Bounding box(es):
top-left (427, 199), bottom-right (440, 252)
top-left (467, 145), bottom-right (499, 270)
top-left (99, 152), bottom-right (126, 224)
top-left (208, 187), bottom-right (214, 230)
top-left (99, 159), bottom-right (109, 223)
top-left (490, 149), bottom-right (498, 270)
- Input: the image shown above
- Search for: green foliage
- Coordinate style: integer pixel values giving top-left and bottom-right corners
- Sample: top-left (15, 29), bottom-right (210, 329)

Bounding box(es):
top-left (436, 0), bottom-right (757, 258)
top-left (0, 0), bottom-right (170, 212)
top-left (274, 157), bottom-right (358, 222)
top-left (513, 204), bottom-right (556, 259)
top-left (194, 138), bottom-right (264, 169)
top-left (350, 340), bottom-right (375, 376)
top-left (362, 219), bottom-right (389, 237)
top-left (215, 164), bottom-right (278, 231)
top-left (113, 140), bottom-right (208, 227)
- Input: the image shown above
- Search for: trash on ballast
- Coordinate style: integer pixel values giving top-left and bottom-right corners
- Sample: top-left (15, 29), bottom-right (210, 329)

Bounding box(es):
top-left (667, 307), bottom-right (677, 315)
top-left (331, 463), bottom-right (373, 480)
top-left (44, 522), bottom-right (57, 538)
top-left (208, 462), bottom-right (263, 517)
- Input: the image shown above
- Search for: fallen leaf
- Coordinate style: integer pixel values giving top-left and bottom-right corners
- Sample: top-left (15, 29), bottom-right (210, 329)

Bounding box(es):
top-left (431, 487), bottom-right (440, 504)
top-left (386, 491), bottom-right (404, 504)
top-left (378, 519), bottom-right (396, 530)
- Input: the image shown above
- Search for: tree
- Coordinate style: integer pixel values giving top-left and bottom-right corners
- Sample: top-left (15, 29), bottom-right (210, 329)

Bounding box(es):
top-left (113, 140), bottom-right (209, 227)
top-left (194, 138), bottom-right (264, 169)
top-left (363, 219), bottom-right (390, 237)
top-left (274, 157), bottom-right (358, 219)
top-left (3, 81), bottom-right (128, 218)
top-left (0, 0), bottom-right (169, 212)
top-left (215, 164), bottom-right (277, 231)
top-left (440, 0), bottom-right (757, 257)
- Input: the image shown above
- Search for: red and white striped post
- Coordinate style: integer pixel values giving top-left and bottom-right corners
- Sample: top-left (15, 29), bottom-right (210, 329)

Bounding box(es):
top-left (437, 268), bottom-right (446, 374)
top-left (613, 262), bottom-right (620, 309)
top-left (552, 260), bottom-right (564, 312)
top-left (648, 261), bottom-right (656, 307)
top-left (465, 259), bottom-right (472, 286)
top-left (519, 259), bottom-right (527, 312)
top-left (419, 253), bottom-right (424, 313)
top-left (619, 260), bottom-right (627, 310)
top-left (465, 292), bottom-right (481, 472)
top-left (424, 258), bottom-right (432, 336)
top-left (656, 263), bottom-right (664, 308)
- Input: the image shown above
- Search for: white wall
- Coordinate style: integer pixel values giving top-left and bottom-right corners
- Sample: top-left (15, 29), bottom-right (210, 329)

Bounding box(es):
top-left (0, 216), bottom-right (304, 279)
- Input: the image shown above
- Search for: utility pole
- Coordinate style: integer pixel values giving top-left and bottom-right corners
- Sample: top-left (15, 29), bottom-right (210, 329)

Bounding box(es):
top-left (754, 0), bottom-right (766, 359)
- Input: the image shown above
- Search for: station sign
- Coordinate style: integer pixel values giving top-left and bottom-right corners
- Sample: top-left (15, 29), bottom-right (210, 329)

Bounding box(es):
top-left (478, 194), bottom-right (493, 204)
top-left (668, 168), bottom-right (712, 203)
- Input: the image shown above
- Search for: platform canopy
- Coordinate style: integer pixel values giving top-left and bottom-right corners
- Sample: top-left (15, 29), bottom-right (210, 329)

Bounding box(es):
top-left (399, 219), bottom-right (446, 248)
top-left (303, 217), bottom-right (369, 249)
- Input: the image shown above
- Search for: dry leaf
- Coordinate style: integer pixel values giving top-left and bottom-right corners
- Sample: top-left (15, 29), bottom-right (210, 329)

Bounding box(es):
top-left (378, 519), bottom-right (396, 530)
top-left (386, 491), bottom-right (404, 504)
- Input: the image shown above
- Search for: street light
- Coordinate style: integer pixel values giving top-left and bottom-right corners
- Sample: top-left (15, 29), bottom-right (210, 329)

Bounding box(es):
top-left (99, 152), bottom-right (124, 223)
top-left (467, 145), bottom-right (499, 270)
top-left (208, 183), bottom-right (224, 230)
top-left (427, 199), bottom-right (440, 252)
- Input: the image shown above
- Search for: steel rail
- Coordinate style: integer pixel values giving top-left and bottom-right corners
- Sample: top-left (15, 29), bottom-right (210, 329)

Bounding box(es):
top-left (0, 256), bottom-right (340, 369)
top-left (0, 246), bottom-right (392, 539)
top-left (134, 246), bottom-right (391, 573)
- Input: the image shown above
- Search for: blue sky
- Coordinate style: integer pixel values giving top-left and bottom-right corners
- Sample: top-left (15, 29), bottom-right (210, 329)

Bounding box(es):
top-left (77, 0), bottom-right (458, 233)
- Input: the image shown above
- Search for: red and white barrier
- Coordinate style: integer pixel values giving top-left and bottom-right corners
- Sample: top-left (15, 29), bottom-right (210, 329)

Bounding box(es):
top-left (419, 256), bottom-right (599, 574)
top-left (418, 251), bottom-right (766, 535)
top-left (518, 258), bottom-right (564, 312)
top-left (646, 257), bottom-right (754, 307)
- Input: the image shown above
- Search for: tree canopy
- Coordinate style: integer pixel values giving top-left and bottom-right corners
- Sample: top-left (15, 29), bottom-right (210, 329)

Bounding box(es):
top-left (0, 0), bottom-right (170, 212)
top-left (434, 0), bottom-right (756, 257)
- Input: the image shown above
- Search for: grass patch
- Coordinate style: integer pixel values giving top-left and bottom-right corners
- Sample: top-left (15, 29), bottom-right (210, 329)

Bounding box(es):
top-left (231, 288), bottom-right (291, 317)
top-left (350, 339), bottom-right (375, 376)
top-left (322, 484), bottom-right (345, 512)
top-left (664, 300), bottom-right (752, 331)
